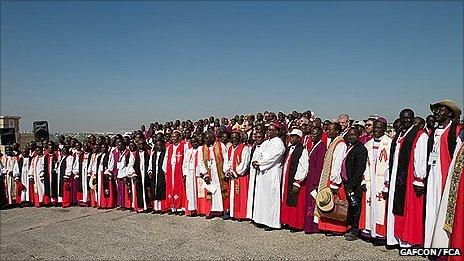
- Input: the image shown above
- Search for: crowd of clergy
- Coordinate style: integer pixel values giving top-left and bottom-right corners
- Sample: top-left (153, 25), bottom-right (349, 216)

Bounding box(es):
top-left (1, 99), bottom-right (463, 258)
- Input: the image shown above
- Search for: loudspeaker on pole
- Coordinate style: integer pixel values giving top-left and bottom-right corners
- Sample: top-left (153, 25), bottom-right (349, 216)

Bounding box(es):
top-left (0, 128), bottom-right (16, 146)
top-left (33, 121), bottom-right (49, 142)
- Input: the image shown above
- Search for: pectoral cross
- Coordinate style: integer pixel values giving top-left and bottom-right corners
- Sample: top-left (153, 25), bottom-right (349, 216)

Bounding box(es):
top-left (207, 159), bottom-right (213, 170)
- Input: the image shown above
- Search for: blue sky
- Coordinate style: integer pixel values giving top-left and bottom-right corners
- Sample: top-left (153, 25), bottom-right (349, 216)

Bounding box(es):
top-left (1, 1), bottom-right (462, 132)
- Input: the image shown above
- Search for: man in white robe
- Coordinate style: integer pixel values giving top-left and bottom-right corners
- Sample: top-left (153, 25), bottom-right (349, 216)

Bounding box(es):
top-left (3, 146), bottom-right (17, 206)
top-left (182, 136), bottom-right (200, 214)
top-left (30, 147), bottom-right (45, 206)
top-left (13, 148), bottom-right (31, 205)
top-left (424, 100), bottom-right (462, 248)
top-left (246, 130), bottom-right (266, 220)
top-left (361, 118), bottom-right (391, 239)
top-left (251, 122), bottom-right (285, 230)
top-left (198, 131), bottom-right (227, 217)
top-left (431, 142), bottom-right (463, 249)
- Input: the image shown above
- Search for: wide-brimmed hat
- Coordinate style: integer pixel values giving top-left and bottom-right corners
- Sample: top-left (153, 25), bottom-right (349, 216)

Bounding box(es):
top-left (89, 176), bottom-right (97, 190)
top-left (288, 128), bottom-right (303, 137)
top-left (316, 187), bottom-right (334, 212)
top-left (430, 99), bottom-right (462, 118)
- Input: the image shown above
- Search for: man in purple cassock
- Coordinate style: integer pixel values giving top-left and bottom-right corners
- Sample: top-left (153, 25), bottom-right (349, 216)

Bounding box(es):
top-left (304, 127), bottom-right (327, 234)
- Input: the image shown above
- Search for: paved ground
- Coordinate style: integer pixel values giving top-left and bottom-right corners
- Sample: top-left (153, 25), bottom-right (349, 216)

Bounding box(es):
top-left (1, 207), bottom-right (418, 260)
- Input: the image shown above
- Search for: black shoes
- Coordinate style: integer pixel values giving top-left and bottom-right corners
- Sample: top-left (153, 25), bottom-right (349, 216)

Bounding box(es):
top-left (345, 230), bottom-right (359, 241)
top-left (264, 226), bottom-right (278, 231)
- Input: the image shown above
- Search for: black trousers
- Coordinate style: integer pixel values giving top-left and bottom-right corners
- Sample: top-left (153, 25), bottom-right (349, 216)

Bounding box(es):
top-left (346, 190), bottom-right (362, 232)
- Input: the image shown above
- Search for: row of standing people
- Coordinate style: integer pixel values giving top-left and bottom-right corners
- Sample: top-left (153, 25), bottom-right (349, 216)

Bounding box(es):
top-left (1, 100), bottom-right (463, 259)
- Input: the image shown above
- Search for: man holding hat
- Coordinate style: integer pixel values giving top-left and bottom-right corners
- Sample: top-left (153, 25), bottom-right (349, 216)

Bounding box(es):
top-left (280, 128), bottom-right (309, 231)
top-left (304, 127), bottom-right (327, 234)
top-left (316, 122), bottom-right (349, 234)
top-left (424, 99), bottom-right (462, 248)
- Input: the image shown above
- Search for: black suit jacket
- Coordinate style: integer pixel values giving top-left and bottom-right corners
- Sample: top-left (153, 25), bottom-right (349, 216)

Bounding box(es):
top-left (343, 141), bottom-right (368, 195)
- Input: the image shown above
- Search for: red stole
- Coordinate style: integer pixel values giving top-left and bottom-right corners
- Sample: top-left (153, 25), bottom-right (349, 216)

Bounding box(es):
top-left (438, 125), bottom-right (461, 189)
top-left (302, 135), bottom-right (313, 152)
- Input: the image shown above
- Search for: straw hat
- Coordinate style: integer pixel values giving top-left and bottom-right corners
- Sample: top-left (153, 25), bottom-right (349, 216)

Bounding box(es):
top-left (430, 99), bottom-right (462, 119)
top-left (89, 176), bottom-right (97, 190)
top-left (316, 187), bottom-right (334, 212)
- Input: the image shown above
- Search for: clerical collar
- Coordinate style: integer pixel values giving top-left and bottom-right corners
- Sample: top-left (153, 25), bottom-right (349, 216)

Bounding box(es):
top-left (374, 139), bottom-right (381, 142)
top-left (437, 122), bottom-right (451, 129)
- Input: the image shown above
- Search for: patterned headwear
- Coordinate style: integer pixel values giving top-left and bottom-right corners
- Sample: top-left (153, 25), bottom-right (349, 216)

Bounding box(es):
top-left (269, 120), bottom-right (281, 130)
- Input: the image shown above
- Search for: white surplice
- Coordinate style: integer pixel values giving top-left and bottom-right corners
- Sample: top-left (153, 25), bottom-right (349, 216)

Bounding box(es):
top-left (253, 136), bottom-right (285, 228)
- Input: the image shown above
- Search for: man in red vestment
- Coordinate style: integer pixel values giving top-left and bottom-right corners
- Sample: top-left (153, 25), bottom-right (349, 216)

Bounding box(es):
top-left (386, 109), bottom-right (428, 247)
top-left (317, 122), bottom-right (349, 234)
top-left (281, 128), bottom-right (309, 231)
top-left (224, 131), bottom-right (251, 221)
top-left (99, 143), bottom-right (116, 209)
top-left (44, 145), bottom-right (59, 206)
top-left (163, 131), bottom-right (186, 214)
top-left (59, 146), bottom-right (74, 208)
top-left (304, 127), bottom-right (326, 234)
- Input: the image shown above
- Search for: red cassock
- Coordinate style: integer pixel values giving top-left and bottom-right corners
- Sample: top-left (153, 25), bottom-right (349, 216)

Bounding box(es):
top-left (37, 154), bottom-right (58, 207)
top-left (281, 144), bottom-right (307, 230)
top-left (317, 139), bottom-right (349, 234)
top-left (119, 153), bottom-right (133, 210)
top-left (60, 155), bottom-right (74, 208)
top-left (129, 151), bottom-right (144, 213)
top-left (317, 186), bottom-right (348, 233)
top-left (228, 144), bottom-right (249, 220)
top-left (99, 173), bottom-right (116, 209)
top-left (61, 178), bottom-right (72, 208)
top-left (98, 152), bottom-right (116, 209)
top-left (75, 152), bottom-right (86, 204)
top-left (394, 132), bottom-right (425, 246)
top-left (15, 155), bottom-right (24, 205)
top-left (196, 148), bottom-right (211, 216)
top-left (28, 152), bottom-right (37, 206)
top-left (166, 143), bottom-right (186, 210)
top-left (124, 181), bottom-right (132, 209)
top-left (450, 159), bottom-right (464, 261)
